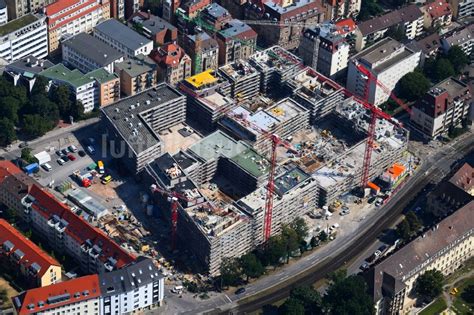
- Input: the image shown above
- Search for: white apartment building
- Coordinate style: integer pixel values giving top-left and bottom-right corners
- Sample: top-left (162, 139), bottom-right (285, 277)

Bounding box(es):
top-left (0, 14), bottom-right (48, 63)
top-left (441, 24), bottom-right (474, 61)
top-left (94, 19), bottom-right (153, 58)
top-left (0, 0), bottom-right (7, 25)
top-left (12, 275), bottom-right (102, 315)
top-left (449, 0), bottom-right (474, 18)
top-left (355, 5), bottom-right (423, 51)
top-left (99, 257), bottom-right (165, 314)
top-left (347, 38), bottom-right (421, 106)
top-left (367, 201), bottom-right (474, 315)
top-left (44, 0), bottom-right (111, 53)
top-left (299, 24), bottom-right (350, 78)
top-left (411, 78), bottom-right (471, 138)
top-left (62, 32), bottom-right (124, 74)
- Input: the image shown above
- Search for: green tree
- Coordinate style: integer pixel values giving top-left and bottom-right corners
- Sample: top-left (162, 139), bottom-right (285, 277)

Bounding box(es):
top-left (406, 211), bottom-right (422, 233)
top-left (329, 269), bottom-right (347, 283)
top-left (22, 114), bottom-right (53, 138)
top-left (386, 25), bottom-right (407, 42)
top-left (282, 224), bottom-right (300, 262)
top-left (358, 0), bottom-right (383, 21)
top-left (0, 118), bottom-right (16, 147)
top-left (50, 85), bottom-right (73, 119)
top-left (31, 94), bottom-right (60, 123)
top-left (21, 147), bottom-right (34, 163)
top-left (240, 253), bottom-right (265, 281)
top-left (31, 76), bottom-right (49, 97)
top-left (396, 219), bottom-right (411, 240)
top-left (434, 59), bottom-right (455, 82)
top-left (398, 72), bottom-right (431, 101)
top-left (447, 45), bottom-right (469, 73)
top-left (220, 257), bottom-right (241, 288)
top-left (461, 284), bottom-right (474, 304)
top-left (290, 285), bottom-right (322, 312)
top-left (414, 270), bottom-right (444, 301)
top-left (70, 101), bottom-right (85, 121)
top-left (261, 235), bottom-right (287, 267)
top-left (291, 218), bottom-right (309, 243)
top-left (324, 274), bottom-right (374, 315)
top-left (310, 236), bottom-right (319, 248)
top-left (0, 96), bottom-right (21, 124)
top-left (279, 297), bottom-right (305, 315)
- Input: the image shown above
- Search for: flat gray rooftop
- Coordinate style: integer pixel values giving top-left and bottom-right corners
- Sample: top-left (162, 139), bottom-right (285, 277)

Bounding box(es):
top-left (63, 33), bottom-right (123, 66)
top-left (102, 84), bottom-right (183, 154)
top-left (188, 130), bottom-right (247, 162)
top-left (94, 19), bottom-right (152, 51)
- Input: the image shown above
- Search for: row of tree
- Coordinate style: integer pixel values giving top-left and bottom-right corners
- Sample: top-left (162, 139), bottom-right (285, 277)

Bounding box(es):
top-left (279, 270), bottom-right (374, 315)
top-left (219, 219), bottom-right (330, 287)
top-left (0, 76), bottom-right (87, 147)
top-left (395, 210), bottom-right (423, 242)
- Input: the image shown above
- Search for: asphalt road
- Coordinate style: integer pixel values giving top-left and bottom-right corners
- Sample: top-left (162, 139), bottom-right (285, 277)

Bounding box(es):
top-left (198, 132), bottom-right (474, 315)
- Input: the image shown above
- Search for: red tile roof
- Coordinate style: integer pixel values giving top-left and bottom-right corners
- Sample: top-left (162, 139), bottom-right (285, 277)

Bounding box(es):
top-left (45, 0), bottom-right (108, 30)
top-left (449, 163), bottom-right (474, 192)
top-left (28, 184), bottom-right (135, 269)
top-left (0, 219), bottom-right (60, 278)
top-left (151, 43), bottom-right (187, 66)
top-left (423, 0), bottom-right (451, 19)
top-left (0, 160), bottom-right (22, 184)
top-left (335, 18), bottom-right (356, 36)
top-left (13, 275), bottom-right (101, 315)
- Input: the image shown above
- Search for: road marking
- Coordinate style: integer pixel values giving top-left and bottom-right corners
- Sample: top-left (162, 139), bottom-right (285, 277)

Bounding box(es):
top-left (224, 294), bottom-right (232, 303)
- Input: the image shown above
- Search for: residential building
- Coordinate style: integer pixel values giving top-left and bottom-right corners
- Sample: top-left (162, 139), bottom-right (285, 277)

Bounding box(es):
top-left (286, 68), bottom-right (345, 122)
top-left (12, 275), bottom-right (102, 315)
top-left (219, 59), bottom-right (260, 102)
top-left (101, 83), bottom-right (186, 174)
top-left (299, 23), bottom-right (350, 78)
top-left (200, 3), bottom-right (232, 30)
top-left (244, 0), bottom-right (323, 50)
top-left (124, 0), bottom-right (140, 19)
top-left (40, 64), bottom-right (120, 112)
top-left (180, 0), bottom-right (211, 18)
top-left (0, 162), bottom-right (136, 274)
top-left (12, 257), bottom-right (165, 315)
top-left (0, 219), bottom-right (61, 288)
top-left (62, 33), bottom-right (124, 74)
top-left (324, 0), bottom-right (362, 20)
top-left (161, 0), bottom-right (180, 23)
top-left (427, 162), bottom-right (473, 218)
top-left (355, 5), bottom-right (424, 51)
top-left (114, 54), bottom-right (158, 97)
top-left (347, 38), bottom-right (421, 106)
top-left (94, 19), bottom-right (153, 58)
top-left (0, 0), bottom-right (7, 25)
top-left (4, 55), bottom-right (54, 91)
top-left (408, 32), bottom-right (442, 60)
top-left (150, 43), bottom-right (191, 86)
top-left (421, 0), bottom-right (452, 29)
top-left (98, 257), bottom-right (165, 313)
top-left (366, 201), bottom-right (474, 315)
top-left (128, 11), bottom-right (177, 46)
top-left (44, 0), bottom-right (111, 53)
top-left (335, 18), bottom-right (357, 37)
top-left (449, 0), bottom-right (473, 18)
top-left (441, 24), bottom-right (474, 61)
top-left (4, 0), bottom-right (53, 20)
top-left (216, 19), bottom-right (257, 65)
top-left (0, 14), bottom-right (48, 63)
top-left (109, 0), bottom-right (124, 19)
top-left (182, 31), bottom-right (219, 74)
top-left (410, 77), bottom-right (471, 138)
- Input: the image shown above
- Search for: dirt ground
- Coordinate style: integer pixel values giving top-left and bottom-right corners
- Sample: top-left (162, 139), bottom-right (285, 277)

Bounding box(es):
top-left (0, 277), bottom-right (18, 309)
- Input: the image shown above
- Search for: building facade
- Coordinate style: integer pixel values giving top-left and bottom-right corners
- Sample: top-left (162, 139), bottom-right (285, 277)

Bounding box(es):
top-left (0, 219), bottom-right (61, 288)
top-left (128, 11), bottom-right (177, 46)
top-left (347, 38), bottom-right (421, 106)
top-left (421, 0), bottom-right (452, 29)
top-left (4, 0), bottom-right (53, 20)
top-left (441, 24), bottom-right (474, 62)
top-left (114, 55), bottom-right (158, 97)
top-left (0, 14), bottom-right (48, 63)
top-left (44, 0), bottom-right (110, 53)
top-left (449, 0), bottom-right (473, 18)
top-left (151, 43), bottom-right (192, 87)
top-left (355, 5), bottom-right (424, 51)
top-left (182, 31), bottom-right (219, 74)
top-left (62, 32), bottom-right (124, 74)
top-left (410, 77), bottom-right (471, 139)
top-left (94, 19), bottom-right (153, 58)
top-left (216, 19), bottom-right (257, 65)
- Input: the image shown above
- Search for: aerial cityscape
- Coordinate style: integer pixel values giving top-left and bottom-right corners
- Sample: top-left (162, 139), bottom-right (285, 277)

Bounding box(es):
top-left (0, 0), bottom-right (471, 313)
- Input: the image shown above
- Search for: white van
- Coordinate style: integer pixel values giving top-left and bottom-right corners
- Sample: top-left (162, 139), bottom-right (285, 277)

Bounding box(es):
top-left (171, 286), bottom-right (183, 294)
top-left (42, 163), bottom-right (52, 172)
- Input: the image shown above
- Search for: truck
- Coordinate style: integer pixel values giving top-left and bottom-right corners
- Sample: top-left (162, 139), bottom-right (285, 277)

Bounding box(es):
top-left (24, 163), bottom-right (39, 174)
top-left (73, 170), bottom-right (94, 187)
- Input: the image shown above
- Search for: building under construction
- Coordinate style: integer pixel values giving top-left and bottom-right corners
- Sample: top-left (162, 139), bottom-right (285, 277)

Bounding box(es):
top-left (218, 60), bottom-right (260, 102)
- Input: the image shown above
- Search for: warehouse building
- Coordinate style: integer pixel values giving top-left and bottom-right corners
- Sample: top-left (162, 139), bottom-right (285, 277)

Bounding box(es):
top-left (101, 84), bottom-right (186, 174)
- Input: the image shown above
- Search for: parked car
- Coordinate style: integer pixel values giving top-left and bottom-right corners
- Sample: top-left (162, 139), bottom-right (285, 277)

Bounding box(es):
top-left (61, 148), bottom-right (69, 155)
top-left (360, 262), bottom-right (370, 271)
top-left (41, 163), bottom-right (52, 172)
top-left (67, 154), bottom-right (76, 161)
top-left (19, 142), bottom-right (29, 148)
top-left (57, 158), bottom-right (66, 165)
top-left (78, 150), bottom-right (86, 157)
top-left (86, 145), bottom-right (95, 154)
top-left (62, 155), bottom-right (70, 162)
top-left (55, 150), bottom-right (62, 157)
top-left (68, 145), bottom-right (78, 152)
top-left (235, 288), bottom-right (246, 295)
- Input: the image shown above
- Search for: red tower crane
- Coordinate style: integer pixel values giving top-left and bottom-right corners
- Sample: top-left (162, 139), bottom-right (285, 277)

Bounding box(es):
top-left (150, 184), bottom-right (196, 251)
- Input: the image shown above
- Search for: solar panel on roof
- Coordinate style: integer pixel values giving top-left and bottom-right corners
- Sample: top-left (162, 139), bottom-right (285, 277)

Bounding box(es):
top-left (47, 293), bottom-right (70, 304)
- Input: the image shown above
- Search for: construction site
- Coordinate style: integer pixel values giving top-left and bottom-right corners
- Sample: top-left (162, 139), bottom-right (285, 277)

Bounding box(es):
top-left (101, 45), bottom-right (411, 276)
